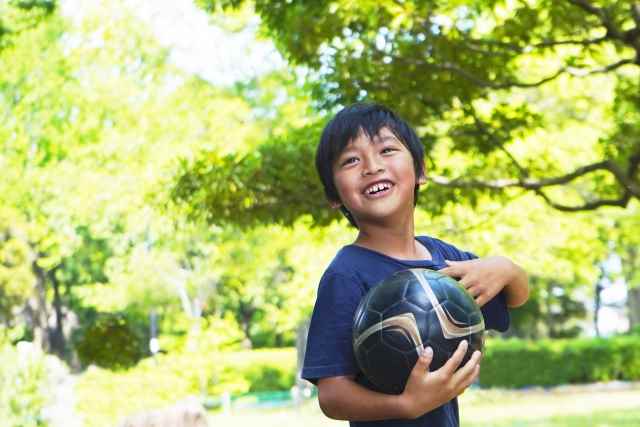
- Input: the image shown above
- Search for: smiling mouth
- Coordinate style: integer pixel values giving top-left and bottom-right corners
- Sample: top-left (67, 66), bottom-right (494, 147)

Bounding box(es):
top-left (364, 181), bottom-right (394, 196)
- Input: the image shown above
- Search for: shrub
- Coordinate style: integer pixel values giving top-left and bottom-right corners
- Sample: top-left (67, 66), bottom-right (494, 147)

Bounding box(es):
top-left (0, 341), bottom-right (51, 427)
top-left (75, 313), bottom-right (145, 369)
top-left (480, 335), bottom-right (640, 388)
top-left (215, 348), bottom-right (297, 393)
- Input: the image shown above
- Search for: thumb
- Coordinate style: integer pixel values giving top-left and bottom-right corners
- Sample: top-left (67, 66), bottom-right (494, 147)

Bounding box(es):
top-left (413, 346), bottom-right (433, 373)
top-left (444, 259), bottom-right (459, 265)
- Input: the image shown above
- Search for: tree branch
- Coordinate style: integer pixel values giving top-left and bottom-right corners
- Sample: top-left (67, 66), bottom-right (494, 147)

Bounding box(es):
top-left (633, 3), bottom-right (640, 28)
top-left (465, 107), bottom-right (531, 177)
top-left (625, 3), bottom-right (640, 51)
top-left (566, 0), bottom-right (603, 17)
top-left (627, 149), bottom-right (640, 197)
top-left (430, 62), bottom-right (566, 89)
top-left (534, 189), bottom-right (631, 211)
top-left (418, 56), bottom-right (634, 91)
top-left (462, 35), bottom-right (609, 55)
top-left (567, 0), bottom-right (626, 41)
top-left (427, 158), bottom-right (640, 211)
top-left (428, 160), bottom-right (611, 190)
top-left (568, 58), bottom-right (636, 75)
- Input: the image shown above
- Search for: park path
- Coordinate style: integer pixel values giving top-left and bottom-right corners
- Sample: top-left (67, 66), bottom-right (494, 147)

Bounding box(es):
top-left (42, 358), bottom-right (84, 427)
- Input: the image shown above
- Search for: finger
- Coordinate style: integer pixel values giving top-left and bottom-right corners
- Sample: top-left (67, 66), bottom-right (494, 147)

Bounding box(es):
top-left (457, 363), bottom-right (479, 396)
top-left (453, 350), bottom-right (481, 386)
top-left (458, 276), bottom-right (474, 288)
top-left (439, 266), bottom-right (460, 278)
top-left (439, 340), bottom-right (468, 375)
top-left (412, 346), bottom-right (433, 375)
top-left (475, 295), bottom-right (487, 307)
top-left (465, 285), bottom-right (482, 299)
top-left (442, 260), bottom-right (466, 277)
top-left (461, 363), bottom-right (481, 392)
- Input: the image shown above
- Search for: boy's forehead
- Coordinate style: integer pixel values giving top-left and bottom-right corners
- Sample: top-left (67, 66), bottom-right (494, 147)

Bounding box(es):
top-left (344, 126), bottom-right (398, 148)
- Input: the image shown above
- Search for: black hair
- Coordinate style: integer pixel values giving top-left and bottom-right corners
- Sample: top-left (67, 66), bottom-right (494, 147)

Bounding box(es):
top-left (315, 103), bottom-right (425, 227)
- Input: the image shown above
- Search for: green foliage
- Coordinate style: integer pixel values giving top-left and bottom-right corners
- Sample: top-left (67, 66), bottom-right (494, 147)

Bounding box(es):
top-left (480, 335), bottom-right (640, 388)
top-left (158, 220), bottom-right (348, 349)
top-left (629, 324), bottom-right (640, 336)
top-left (217, 348), bottom-right (296, 392)
top-left (74, 313), bottom-right (146, 370)
top-left (171, 74), bottom-right (324, 228)
top-left (0, 208), bottom-right (33, 323)
top-left (537, 277), bottom-right (587, 339)
top-left (75, 347), bottom-right (296, 427)
top-left (190, 0), bottom-right (640, 222)
top-left (506, 277), bottom-right (587, 340)
top-left (0, 341), bottom-right (50, 427)
top-left (0, 0), bottom-right (55, 50)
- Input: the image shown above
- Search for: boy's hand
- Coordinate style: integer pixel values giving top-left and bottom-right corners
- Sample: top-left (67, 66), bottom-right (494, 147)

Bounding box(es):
top-left (440, 256), bottom-right (518, 307)
top-left (399, 340), bottom-right (481, 420)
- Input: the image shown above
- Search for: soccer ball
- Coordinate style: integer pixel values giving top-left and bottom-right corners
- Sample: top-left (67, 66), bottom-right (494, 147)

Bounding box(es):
top-left (352, 268), bottom-right (484, 394)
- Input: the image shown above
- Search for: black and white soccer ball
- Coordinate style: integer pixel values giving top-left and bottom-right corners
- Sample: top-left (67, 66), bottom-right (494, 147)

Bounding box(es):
top-left (352, 268), bottom-right (485, 394)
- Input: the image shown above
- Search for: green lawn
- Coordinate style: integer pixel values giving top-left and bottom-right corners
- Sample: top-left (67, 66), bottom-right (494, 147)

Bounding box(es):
top-left (468, 410), bottom-right (640, 427)
top-left (208, 383), bottom-right (640, 427)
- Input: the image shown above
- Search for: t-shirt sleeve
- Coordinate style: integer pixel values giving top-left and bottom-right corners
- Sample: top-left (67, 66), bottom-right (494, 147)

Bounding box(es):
top-left (432, 237), bottom-right (510, 333)
top-left (301, 271), bottom-right (365, 384)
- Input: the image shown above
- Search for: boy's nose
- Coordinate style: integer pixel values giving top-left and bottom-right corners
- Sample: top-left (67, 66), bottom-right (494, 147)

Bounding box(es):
top-left (361, 154), bottom-right (385, 176)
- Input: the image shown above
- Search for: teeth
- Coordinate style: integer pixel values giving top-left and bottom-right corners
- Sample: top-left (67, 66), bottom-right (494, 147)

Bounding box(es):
top-left (366, 182), bottom-right (391, 195)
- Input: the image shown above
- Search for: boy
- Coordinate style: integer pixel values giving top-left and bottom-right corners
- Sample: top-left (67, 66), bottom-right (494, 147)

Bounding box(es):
top-left (302, 103), bottom-right (529, 427)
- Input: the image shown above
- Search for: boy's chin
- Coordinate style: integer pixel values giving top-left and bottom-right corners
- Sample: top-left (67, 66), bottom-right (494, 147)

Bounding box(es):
top-left (354, 210), bottom-right (410, 227)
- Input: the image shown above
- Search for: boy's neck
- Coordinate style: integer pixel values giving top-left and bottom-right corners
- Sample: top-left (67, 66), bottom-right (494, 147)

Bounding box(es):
top-left (353, 216), bottom-right (431, 261)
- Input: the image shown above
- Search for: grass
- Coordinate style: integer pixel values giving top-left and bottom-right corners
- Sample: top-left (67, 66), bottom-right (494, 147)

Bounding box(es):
top-left (466, 410), bottom-right (640, 427)
top-left (460, 383), bottom-right (640, 426)
top-left (208, 382), bottom-right (640, 427)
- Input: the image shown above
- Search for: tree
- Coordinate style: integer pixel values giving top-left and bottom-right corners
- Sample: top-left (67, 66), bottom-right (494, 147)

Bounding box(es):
top-left (0, 0), bottom-right (55, 50)
top-left (0, 208), bottom-right (33, 326)
top-left (186, 0), bottom-right (639, 224)
top-left (611, 204), bottom-right (640, 330)
top-left (3, 0), bottom-right (329, 356)
top-left (0, 2), bottom-right (251, 353)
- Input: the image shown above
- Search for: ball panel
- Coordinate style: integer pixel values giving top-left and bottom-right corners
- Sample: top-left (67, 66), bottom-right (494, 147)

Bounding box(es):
top-left (353, 268), bottom-right (485, 394)
top-left (363, 341), bottom-right (412, 395)
top-left (365, 272), bottom-right (410, 313)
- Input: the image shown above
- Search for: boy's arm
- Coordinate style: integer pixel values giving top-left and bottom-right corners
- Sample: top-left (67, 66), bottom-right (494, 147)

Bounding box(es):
top-left (317, 341), bottom-right (481, 421)
top-left (441, 256), bottom-right (529, 308)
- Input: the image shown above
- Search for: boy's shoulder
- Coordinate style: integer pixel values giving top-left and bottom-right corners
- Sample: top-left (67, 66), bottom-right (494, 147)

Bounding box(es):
top-left (417, 235), bottom-right (477, 261)
top-left (324, 236), bottom-right (474, 272)
top-left (323, 244), bottom-right (371, 279)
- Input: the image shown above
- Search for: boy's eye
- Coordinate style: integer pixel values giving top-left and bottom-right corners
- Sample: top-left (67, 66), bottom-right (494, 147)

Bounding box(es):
top-left (341, 157), bottom-right (358, 166)
top-left (381, 147), bottom-right (397, 154)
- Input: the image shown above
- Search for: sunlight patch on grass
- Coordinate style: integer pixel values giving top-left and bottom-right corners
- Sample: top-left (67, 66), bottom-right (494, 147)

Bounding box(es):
top-left (207, 383), bottom-right (640, 427)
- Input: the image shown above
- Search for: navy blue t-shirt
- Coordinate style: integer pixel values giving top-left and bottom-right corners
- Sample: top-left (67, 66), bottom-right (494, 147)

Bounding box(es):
top-left (301, 235), bottom-right (510, 427)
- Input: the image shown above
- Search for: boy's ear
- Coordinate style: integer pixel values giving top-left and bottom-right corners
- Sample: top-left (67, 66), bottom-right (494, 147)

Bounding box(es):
top-left (328, 199), bottom-right (342, 209)
top-left (417, 161), bottom-right (427, 185)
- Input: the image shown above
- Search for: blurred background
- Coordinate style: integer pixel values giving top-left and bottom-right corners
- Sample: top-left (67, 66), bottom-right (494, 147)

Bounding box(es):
top-left (1, 0), bottom-right (639, 426)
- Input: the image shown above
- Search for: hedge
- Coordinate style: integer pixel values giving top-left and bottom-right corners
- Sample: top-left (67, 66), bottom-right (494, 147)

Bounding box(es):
top-left (75, 335), bottom-right (640, 426)
top-left (75, 347), bottom-right (297, 427)
top-left (215, 348), bottom-right (297, 393)
top-left (480, 335), bottom-right (640, 388)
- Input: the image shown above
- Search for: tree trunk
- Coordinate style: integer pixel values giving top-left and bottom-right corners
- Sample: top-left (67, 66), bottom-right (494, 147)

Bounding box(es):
top-left (629, 287), bottom-right (640, 331)
top-left (238, 302), bottom-right (254, 349)
top-left (544, 282), bottom-right (555, 338)
top-left (49, 269), bottom-right (66, 358)
top-left (31, 259), bottom-right (50, 352)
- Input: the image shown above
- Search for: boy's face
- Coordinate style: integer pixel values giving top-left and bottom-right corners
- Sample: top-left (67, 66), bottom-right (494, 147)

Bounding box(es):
top-left (331, 127), bottom-right (425, 226)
